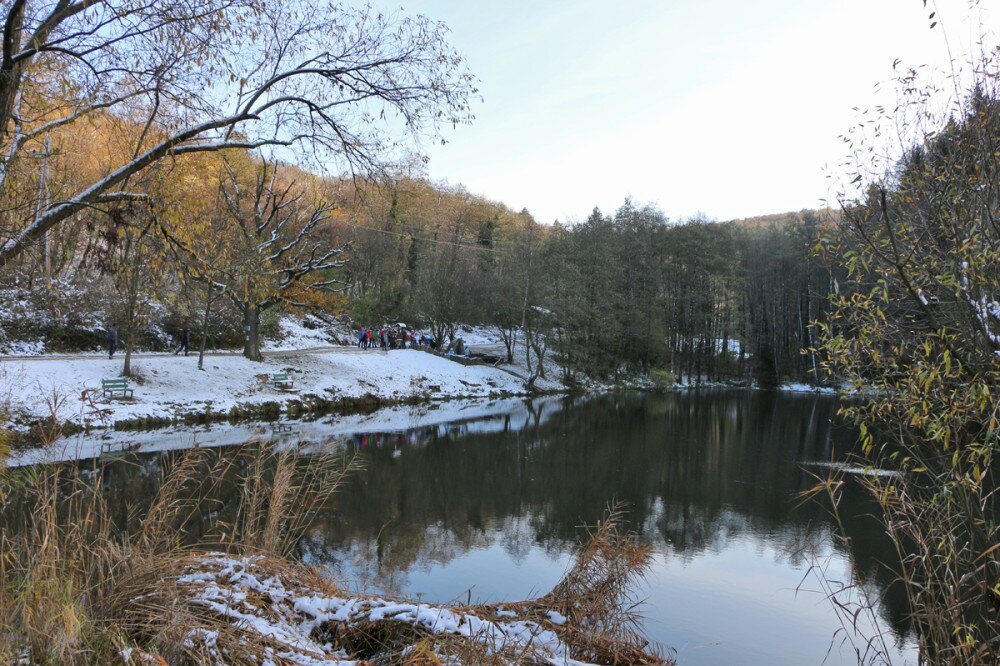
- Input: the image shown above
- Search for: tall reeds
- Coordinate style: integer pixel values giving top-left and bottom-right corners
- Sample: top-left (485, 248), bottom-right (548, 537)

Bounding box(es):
top-left (0, 439), bottom-right (357, 664)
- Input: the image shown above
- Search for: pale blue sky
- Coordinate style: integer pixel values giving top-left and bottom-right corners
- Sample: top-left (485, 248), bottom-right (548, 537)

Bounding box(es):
top-left (384, 0), bottom-right (995, 223)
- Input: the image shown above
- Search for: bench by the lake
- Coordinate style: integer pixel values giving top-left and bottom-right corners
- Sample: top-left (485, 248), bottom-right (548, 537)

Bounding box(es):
top-left (271, 372), bottom-right (295, 391)
top-left (102, 378), bottom-right (133, 399)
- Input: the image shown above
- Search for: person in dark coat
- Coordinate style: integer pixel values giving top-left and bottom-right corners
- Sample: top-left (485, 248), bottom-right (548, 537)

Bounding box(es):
top-left (106, 327), bottom-right (118, 359)
top-left (174, 323), bottom-right (190, 356)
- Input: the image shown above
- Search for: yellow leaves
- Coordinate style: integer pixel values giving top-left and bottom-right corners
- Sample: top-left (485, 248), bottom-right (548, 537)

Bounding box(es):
top-left (403, 641), bottom-right (442, 665)
top-left (859, 421), bottom-right (874, 454)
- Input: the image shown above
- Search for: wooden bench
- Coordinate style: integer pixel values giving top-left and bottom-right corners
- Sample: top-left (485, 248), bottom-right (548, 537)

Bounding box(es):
top-left (102, 378), bottom-right (133, 399)
top-left (271, 372), bottom-right (294, 390)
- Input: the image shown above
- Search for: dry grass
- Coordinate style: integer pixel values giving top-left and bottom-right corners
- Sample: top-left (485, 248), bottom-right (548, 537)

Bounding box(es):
top-left (0, 436), bottom-right (665, 665)
top-left (106, 508), bottom-right (669, 665)
top-left (503, 506), bottom-right (664, 664)
top-left (799, 465), bottom-right (1000, 665)
top-left (0, 439), bottom-right (358, 664)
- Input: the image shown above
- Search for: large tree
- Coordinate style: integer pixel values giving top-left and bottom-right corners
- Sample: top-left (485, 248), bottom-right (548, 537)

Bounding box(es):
top-left (0, 0), bottom-right (475, 266)
top-left (819, 61), bottom-right (1000, 662)
top-left (209, 160), bottom-right (347, 361)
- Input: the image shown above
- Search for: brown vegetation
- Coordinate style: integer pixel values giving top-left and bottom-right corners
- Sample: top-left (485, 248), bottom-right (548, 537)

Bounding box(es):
top-left (0, 435), bottom-right (665, 665)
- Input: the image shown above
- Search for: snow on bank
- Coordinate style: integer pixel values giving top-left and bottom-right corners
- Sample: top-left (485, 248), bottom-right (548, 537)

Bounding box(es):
top-left (801, 461), bottom-right (901, 478)
top-left (778, 382), bottom-right (839, 394)
top-left (170, 553), bottom-right (596, 666)
top-left (263, 315), bottom-right (355, 351)
top-left (456, 325), bottom-right (505, 347)
top-left (0, 347), bottom-right (539, 430)
top-left (5, 395), bottom-right (568, 467)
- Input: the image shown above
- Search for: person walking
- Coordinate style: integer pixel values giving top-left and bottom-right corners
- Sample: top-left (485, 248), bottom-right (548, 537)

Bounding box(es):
top-left (174, 322), bottom-right (190, 356)
top-left (106, 327), bottom-right (118, 359)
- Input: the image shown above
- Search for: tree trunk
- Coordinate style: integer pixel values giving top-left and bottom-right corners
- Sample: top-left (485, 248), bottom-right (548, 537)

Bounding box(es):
top-left (121, 286), bottom-right (139, 377)
top-left (198, 283), bottom-right (214, 370)
top-left (497, 325), bottom-right (516, 363)
top-left (523, 320), bottom-right (534, 384)
top-left (122, 314), bottom-right (135, 377)
top-left (243, 304), bottom-right (262, 361)
top-left (532, 334), bottom-right (547, 380)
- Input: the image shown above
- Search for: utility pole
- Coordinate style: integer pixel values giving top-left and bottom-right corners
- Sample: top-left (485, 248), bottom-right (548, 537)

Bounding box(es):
top-left (32, 134), bottom-right (59, 283)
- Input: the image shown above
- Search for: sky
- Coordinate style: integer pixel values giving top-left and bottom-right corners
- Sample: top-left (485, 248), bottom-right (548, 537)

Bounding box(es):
top-left (376, 0), bottom-right (997, 224)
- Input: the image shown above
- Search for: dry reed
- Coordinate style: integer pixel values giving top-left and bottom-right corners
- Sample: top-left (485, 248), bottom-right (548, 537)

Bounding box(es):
top-left (0, 438), bottom-right (358, 664)
top-left (110, 508), bottom-right (669, 665)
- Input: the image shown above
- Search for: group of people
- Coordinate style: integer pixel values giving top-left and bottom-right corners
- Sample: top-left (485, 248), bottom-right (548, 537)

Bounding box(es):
top-left (357, 325), bottom-right (414, 350)
top-left (356, 325), bottom-right (469, 356)
top-left (102, 320), bottom-right (464, 359)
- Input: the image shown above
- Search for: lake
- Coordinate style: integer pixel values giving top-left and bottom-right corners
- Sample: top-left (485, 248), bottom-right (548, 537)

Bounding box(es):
top-left (21, 390), bottom-right (918, 665)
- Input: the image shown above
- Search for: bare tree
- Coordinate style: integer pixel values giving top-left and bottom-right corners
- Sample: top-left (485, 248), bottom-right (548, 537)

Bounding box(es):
top-left (0, 0), bottom-right (476, 266)
top-left (195, 160), bottom-right (348, 361)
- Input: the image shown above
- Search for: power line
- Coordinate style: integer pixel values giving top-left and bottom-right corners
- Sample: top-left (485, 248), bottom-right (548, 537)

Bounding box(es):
top-left (341, 219), bottom-right (518, 255)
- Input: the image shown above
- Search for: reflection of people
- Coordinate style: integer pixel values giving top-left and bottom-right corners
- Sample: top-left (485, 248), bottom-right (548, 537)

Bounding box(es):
top-left (106, 327), bottom-right (118, 359)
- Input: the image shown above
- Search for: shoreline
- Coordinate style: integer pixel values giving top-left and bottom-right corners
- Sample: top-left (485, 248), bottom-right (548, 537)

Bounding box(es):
top-left (4, 393), bottom-right (574, 467)
top-left (2, 340), bottom-right (847, 457)
top-left (1, 346), bottom-right (563, 431)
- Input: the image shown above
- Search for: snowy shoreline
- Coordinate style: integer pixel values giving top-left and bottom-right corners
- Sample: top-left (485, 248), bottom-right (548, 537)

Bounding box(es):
top-left (0, 345), bottom-right (565, 433)
top-left (5, 394), bottom-right (569, 467)
top-left (0, 345), bottom-right (848, 433)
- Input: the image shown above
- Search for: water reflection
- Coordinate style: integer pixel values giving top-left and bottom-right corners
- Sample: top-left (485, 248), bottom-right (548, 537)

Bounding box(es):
top-left (19, 390), bottom-right (917, 665)
top-left (306, 391), bottom-right (916, 664)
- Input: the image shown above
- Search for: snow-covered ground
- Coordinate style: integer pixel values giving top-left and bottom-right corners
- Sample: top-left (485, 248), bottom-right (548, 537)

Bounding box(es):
top-left (454, 325), bottom-right (506, 347)
top-left (166, 553), bottom-right (596, 666)
top-left (263, 314), bottom-right (355, 351)
top-left (778, 382), bottom-right (839, 394)
top-left (0, 346), bottom-right (550, 431)
top-left (0, 313), bottom-right (355, 357)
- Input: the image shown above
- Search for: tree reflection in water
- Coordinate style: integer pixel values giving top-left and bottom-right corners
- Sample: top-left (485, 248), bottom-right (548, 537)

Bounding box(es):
top-left (305, 393), bottom-right (912, 646)
top-left (38, 391), bottom-right (915, 665)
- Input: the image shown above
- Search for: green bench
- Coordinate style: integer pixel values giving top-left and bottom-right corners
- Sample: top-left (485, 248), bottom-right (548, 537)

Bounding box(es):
top-left (271, 372), bottom-right (294, 390)
top-left (102, 378), bottom-right (133, 399)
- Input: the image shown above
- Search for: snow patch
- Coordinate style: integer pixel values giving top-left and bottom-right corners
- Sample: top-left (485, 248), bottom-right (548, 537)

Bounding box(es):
top-left (173, 554), bottom-right (598, 665)
top-left (778, 382), bottom-right (838, 394)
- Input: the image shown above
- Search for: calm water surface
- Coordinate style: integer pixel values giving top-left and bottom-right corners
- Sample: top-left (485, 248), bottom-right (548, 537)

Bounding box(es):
top-left (54, 391), bottom-right (919, 665)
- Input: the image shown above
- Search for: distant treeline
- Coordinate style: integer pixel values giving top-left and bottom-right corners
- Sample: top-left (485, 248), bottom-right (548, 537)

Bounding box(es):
top-left (342, 181), bottom-right (841, 386)
top-left (0, 133), bottom-right (840, 386)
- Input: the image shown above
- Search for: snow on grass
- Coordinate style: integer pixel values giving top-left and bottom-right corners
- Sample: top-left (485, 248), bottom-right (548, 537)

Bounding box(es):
top-left (0, 347), bottom-right (537, 429)
top-left (801, 461), bottom-right (902, 478)
top-left (3, 339), bottom-right (45, 355)
top-left (263, 315), bottom-right (338, 351)
top-left (173, 553), bottom-right (598, 665)
top-left (455, 325), bottom-right (505, 347)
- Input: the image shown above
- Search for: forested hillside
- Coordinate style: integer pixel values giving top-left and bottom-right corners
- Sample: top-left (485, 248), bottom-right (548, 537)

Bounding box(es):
top-left (1, 149), bottom-right (841, 386)
top-left (0, 94), bottom-right (842, 387)
top-left (341, 191), bottom-right (841, 385)
top-left (0, 0), bottom-right (842, 388)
